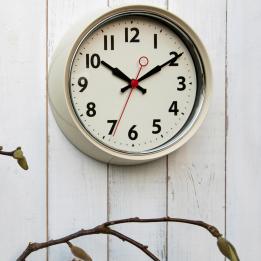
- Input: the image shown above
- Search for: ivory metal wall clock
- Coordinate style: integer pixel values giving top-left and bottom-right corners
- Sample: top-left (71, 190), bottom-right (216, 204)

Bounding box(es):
top-left (49, 5), bottom-right (211, 165)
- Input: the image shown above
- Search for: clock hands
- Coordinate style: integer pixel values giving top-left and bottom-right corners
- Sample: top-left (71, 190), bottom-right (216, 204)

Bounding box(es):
top-left (112, 57), bottom-right (149, 136)
top-left (101, 60), bottom-right (147, 94)
top-left (101, 60), bottom-right (130, 82)
top-left (121, 52), bottom-right (184, 93)
top-left (102, 53), bottom-right (183, 136)
top-left (140, 52), bottom-right (184, 82)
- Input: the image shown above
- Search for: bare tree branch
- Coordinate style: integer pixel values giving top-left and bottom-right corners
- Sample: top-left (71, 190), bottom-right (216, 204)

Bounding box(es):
top-left (16, 216), bottom-right (222, 261)
top-left (108, 228), bottom-right (160, 260)
top-left (104, 217), bottom-right (222, 238)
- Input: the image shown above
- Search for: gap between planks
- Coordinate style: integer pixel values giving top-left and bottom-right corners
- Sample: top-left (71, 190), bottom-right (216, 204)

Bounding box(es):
top-left (46, 0), bottom-right (49, 260)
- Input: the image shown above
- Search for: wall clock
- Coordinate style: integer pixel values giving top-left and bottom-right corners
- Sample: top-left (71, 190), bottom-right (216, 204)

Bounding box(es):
top-left (49, 5), bottom-right (211, 165)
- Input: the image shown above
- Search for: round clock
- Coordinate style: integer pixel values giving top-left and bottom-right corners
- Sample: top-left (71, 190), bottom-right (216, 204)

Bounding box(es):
top-left (49, 5), bottom-right (211, 165)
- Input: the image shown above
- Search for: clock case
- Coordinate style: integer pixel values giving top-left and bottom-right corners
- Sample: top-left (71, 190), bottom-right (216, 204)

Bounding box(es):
top-left (48, 5), bottom-right (212, 165)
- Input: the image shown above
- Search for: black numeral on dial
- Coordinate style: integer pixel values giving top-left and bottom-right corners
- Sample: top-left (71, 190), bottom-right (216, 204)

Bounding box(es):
top-left (86, 54), bottom-right (101, 68)
top-left (169, 101), bottom-right (179, 115)
top-left (125, 27), bottom-right (140, 43)
top-left (86, 102), bottom-right (96, 117)
top-left (107, 120), bottom-right (117, 135)
top-left (104, 35), bottom-right (114, 50)
top-left (177, 76), bottom-right (186, 91)
top-left (78, 77), bottom-right (88, 92)
top-left (128, 125), bottom-right (138, 140)
top-left (152, 119), bottom-right (161, 134)
top-left (169, 51), bottom-right (179, 66)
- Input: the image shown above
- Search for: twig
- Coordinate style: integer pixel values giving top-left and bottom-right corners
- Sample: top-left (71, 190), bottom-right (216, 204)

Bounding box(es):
top-left (104, 217), bottom-right (222, 238)
top-left (0, 146), bottom-right (15, 157)
top-left (0, 146), bottom-right (29, 170)
top-left (17, 216), bottom-right (222, 261)
top-left (108, 228), bottom-right (159, 260)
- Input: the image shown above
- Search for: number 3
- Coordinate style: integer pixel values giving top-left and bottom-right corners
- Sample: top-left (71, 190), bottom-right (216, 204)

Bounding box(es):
top-left (177, 76), bottom-right (186, 91)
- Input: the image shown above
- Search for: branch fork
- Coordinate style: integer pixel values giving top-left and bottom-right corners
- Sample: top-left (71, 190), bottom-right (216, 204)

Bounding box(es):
top-left (16, 216), bottom-right (239, 261)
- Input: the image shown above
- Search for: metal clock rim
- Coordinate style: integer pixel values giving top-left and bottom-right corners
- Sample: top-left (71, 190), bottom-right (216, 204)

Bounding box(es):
top-left (64, 5), bottom-right (211, 160)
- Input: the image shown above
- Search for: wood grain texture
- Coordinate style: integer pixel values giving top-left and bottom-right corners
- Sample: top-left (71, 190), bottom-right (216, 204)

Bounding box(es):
top-left (48, 0), bottom-right (108, 260)
top-left (0, 1), bottom-right (47, 260)
top-left (108, 159), bottom-right (167, 261)
top-left (109, 0), bottom-right (167, 8)
top-left (167, 0), bottom-right (226, 260)
top-left (107, 2), bottom-right (167, 261)
top-left (226, 0), bottom-right (261, 259)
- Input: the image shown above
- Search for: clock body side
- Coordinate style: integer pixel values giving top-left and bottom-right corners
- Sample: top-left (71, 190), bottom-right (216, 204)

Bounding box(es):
top-left (48, 5), bottom-right (212, 165)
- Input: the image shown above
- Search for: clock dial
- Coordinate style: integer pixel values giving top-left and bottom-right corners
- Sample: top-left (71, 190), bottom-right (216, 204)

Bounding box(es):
top-left (69, 15), bottom-right (199, 154)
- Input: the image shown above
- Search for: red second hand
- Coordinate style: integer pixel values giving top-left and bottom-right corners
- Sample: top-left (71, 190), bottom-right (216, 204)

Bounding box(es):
top-left (112, 56), bottom-right (149, 137)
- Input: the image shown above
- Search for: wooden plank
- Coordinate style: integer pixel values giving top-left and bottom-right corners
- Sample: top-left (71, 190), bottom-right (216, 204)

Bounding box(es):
top-left (226, 0), bottom-right (261, 259)
top-left (109, 0), bottom-right (167, 8)
top-left (0, 1), bottom-right (47, 260)
top-left (108, 160), bottom-right (167, 260)
top-left (108, 1), bottom-right (167, 261)
top-left (168, 0), bottom-right (226, 260)
top-left (48, 1), bottom-right (108, 260)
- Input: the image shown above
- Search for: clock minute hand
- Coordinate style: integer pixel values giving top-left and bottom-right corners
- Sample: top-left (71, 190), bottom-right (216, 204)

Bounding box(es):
top-left (121, 52), bottom-right (183, 92)
top-left (101, 60), bottom-right (147, 94)
top-left (120, 52), bottom-right (184, 93)
top-left (138, 52), bottom-right (184, 82)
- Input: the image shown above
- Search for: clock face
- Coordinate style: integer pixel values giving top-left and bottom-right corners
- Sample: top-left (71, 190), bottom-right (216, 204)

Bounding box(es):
top-left (69, 14), bottom-right (202, 154)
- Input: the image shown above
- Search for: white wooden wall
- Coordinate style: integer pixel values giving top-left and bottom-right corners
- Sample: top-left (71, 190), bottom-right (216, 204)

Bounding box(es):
top-left (0, 0), bottom-right (260, 260)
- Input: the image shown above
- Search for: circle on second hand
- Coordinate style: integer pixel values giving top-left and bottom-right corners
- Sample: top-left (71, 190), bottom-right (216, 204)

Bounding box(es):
top-left (139, 56), bottom-right (149, 66)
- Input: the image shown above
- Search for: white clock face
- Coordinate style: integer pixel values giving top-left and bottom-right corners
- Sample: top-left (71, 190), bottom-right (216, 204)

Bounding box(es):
top-left (69, 14), bottom-right (201, 154)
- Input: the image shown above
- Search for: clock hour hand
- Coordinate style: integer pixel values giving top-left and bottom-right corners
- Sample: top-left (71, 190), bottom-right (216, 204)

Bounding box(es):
top-left (101, 60), bottom-right (130, 82)
top-left (120, 52), bottom-right (184, 93)
top-left (101, 60), bottom-right (147, 94)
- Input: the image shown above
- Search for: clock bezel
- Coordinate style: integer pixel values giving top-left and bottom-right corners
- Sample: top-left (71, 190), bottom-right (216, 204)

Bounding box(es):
top-left (63, 5), bottom-right (211, 163)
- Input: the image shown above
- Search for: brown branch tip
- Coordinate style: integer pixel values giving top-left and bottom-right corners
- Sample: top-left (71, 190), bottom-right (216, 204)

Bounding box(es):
top-left (0, 146), bottom-right (28, 170)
